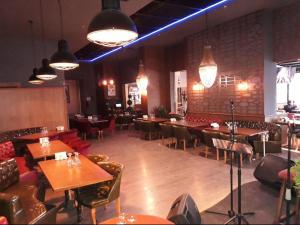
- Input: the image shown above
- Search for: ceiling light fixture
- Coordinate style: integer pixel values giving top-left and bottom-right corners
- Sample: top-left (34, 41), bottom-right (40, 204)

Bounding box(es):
top-left (81, 0), bottom-right (229, 63)
top-left (136, 60), bottom-right (148, 94)
top-left (199, 13), bottom-right (218, 88)
top-left (37, 0), bottom-right (57, 80)
top-left (28, 20), bottom-right (44, 85)
top-left (50, 0), bottom-right (79, 71)
top-left (87, 0), bottom-right (138, 47)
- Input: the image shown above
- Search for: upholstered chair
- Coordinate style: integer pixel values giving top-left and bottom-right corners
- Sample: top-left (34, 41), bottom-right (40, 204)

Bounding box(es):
top-left (173, 126), bottom-right (197, 151)
top-left (201, 130), bottom-right (221, 158)
top-left (0, 158), bottom-right (57, 224)
top-left (87, 154), bottom-right (110, 165)
top-left (140, 121), bottom-right (157, 140)
top-left (159, 123), bottom-right (175, 147)
top-left (75, 161), bottom-right (124, 225)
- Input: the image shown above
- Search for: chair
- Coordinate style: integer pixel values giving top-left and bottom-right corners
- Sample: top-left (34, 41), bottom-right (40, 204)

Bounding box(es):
top-left (201, 130), bottom-right (221, 158)
top-left (75, 161), bottom-right (124, 224)
top-left (87, 154), bottom-right (110, 164)
top-left (219, 133), bottom-right (252, 165)
top-left (0, 141), bottom-right (29, 174)
top-left (0, 159), bottom-right (57, 224)
top-left (173, 126), bottom-right (197, 151)
top-left (140, 121), bottom-right (157, 140)
top-left (77, 120), bottom-right (100, 140)
top-left (103, 118), bottom-right (116, 136)
top-left (159, 123), bottom-right (175, 147)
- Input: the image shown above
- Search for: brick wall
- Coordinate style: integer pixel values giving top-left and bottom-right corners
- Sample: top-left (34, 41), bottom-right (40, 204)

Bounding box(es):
top-left (274, 1), bottom-right (300, 63)
top-left (187, 11), bottom-right (265, 117)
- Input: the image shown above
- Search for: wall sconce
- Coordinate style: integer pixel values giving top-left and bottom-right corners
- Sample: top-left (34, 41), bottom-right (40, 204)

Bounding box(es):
top-left (237, 81), bottom-right (249, 91)
top-left (193, 82), bottom-right (205, 91)
top-left (102, 80), bottom-right (108, 86)
top-left (109, 79), bottom-right (114, 85)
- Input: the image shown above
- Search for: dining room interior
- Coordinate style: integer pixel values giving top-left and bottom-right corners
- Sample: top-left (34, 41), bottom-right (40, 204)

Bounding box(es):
top-left (1, 0), bottom-right (300, 224)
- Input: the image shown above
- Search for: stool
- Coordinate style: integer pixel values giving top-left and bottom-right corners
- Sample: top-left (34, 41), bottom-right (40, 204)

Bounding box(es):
top-left (274, 169), bottom-right (296, 224)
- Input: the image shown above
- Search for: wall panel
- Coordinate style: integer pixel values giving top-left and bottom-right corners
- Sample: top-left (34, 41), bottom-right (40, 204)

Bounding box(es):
top-left (0, 87), bottom-right (68, 131)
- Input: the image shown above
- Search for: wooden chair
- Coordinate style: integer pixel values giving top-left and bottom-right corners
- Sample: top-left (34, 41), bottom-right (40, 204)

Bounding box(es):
top-left (159, 123), bottom-right (175, 147)
top-left (75, 162), bottom-right (124, 224)
top-left (201, 130), bottom-right (220, 158)
top-left (87, 154), bottom-right (110, 165)
top-left (173, 126), bottom-right (197, 151)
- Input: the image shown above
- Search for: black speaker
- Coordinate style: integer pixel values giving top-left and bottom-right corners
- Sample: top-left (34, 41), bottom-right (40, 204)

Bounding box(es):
top-left (167, 193), bottom-right (201, 225)
top-left (254, 154), bottom-right (295, 189)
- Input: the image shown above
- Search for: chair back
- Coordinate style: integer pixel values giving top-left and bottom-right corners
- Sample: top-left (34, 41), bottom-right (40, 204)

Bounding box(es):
top-left (108, 119), bottom-right (116, 132)
top-left (77, 120), bottom-right (92, 133)
top-left (0, 141), bottom-right (16, 161)
top-left (160, 123), bottom-right (173, 138)
top-left (0, 158), bottom-right (19, 192)
top-left (173, 126), bottom-right (190, 140)
top-left (219, 133), bottom-right (248, 144)
top-left (99, 162), bottom-right (124, 202)
top-left (140, 121), bottom-right (154, 132)
top-left (134, 120), bottom-right (142, 130)
top-left (202, 130), bottom-right (220, 148)
top-left (87, 155), bottom-right (109, 164)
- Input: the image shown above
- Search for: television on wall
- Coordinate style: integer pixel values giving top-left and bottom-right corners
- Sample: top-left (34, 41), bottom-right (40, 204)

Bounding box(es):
top-left (116, 103), bottom-right (122, 108)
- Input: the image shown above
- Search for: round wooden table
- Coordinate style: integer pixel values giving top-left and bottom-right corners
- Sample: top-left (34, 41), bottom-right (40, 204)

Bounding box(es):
top-left (100, 214), bottom-right (173, 224)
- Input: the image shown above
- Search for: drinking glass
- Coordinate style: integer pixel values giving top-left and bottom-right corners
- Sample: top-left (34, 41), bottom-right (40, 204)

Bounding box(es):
top-left (117, 213), bottom-right (127, 225)
top-left (73, 152), bottom-right (81, 166)
top-left (67, 153), bottom-right (73, 167)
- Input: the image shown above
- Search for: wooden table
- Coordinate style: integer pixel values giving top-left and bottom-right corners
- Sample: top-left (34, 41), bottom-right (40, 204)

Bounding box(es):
top-left (137, 118), bottom-right (169, 123)
top-left (100, 214), bottom-right (173, 224)
top-left (205, 126), bottom-right (267, 136)
top-left (17, 130), bottom-right (64, 141)
top-left (27, 140), bottom-right (74, 160)
top-left (38, 155), bottom-right (113, 192)
top-left (163, 120), bottom-right (208, 129)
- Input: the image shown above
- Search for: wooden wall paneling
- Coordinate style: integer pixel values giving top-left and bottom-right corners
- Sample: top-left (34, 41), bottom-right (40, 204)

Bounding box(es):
top-left (0, 87), bottom-right (68, 132)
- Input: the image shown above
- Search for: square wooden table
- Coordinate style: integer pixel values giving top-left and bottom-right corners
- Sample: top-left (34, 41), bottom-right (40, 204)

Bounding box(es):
top-left (163, 120), bottom-right (208, 129)
top-left (136, 117), bottom-right (169, 123)
top-left (27, 140), bottom-right (74, 160)
top-left (38, 155), bottom-right (113, 192)
top-left (204, 126), bottom-right (267, 137)
top-left (17, 130), bottom-right (65, 141)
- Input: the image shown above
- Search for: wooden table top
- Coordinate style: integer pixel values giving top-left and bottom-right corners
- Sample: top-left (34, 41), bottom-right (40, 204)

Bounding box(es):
top-left (137, 118), bottom-right (169, 123)
top-left (205, 126), bottom-right (267, 136)
top-left (17, 130), bottom-right (64, 141)
top-left (38, 155), bottom-right (113, 192)
top-left (100, 214), bottom-right (173, 224)
top-left (27, 140), bottom-right (74, 160)
top-left (163, 120), bottom-right (208, 129)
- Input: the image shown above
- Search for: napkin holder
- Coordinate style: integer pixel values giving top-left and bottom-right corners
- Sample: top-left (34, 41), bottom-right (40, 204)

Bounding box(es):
top-left (170, 118), bottom-right (176, 122)
top-left (210, 123), bottom-right (220, 128)
top-left (55, 152), bottom-right (67, 160)
top-left (143, 115), bottom-right (148, 120)
top-left (56, 126), bottom-right (64, 131)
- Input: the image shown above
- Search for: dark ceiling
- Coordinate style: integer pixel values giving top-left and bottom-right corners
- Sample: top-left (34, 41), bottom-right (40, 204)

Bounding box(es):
top-left (75, 0), bottom-right (221, 61)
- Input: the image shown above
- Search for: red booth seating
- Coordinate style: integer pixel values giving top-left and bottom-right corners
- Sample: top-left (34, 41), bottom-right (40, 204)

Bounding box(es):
top-left (0, 141), bottom-right (29, 174)
top-left (58, 129), bottom-right (91, 155)
top-left (0, 217), bottom-right (8, 225)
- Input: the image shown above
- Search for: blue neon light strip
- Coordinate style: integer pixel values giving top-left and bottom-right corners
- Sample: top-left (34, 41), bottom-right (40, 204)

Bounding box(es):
top-left (80, 0), bottom-right (231, 63)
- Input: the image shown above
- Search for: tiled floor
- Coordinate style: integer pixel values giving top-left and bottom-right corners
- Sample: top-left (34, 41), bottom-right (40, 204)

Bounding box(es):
top-left (45, 130), bottom-right (296, 224)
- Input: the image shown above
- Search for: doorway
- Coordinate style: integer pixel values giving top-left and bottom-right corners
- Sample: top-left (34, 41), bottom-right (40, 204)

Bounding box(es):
top-left (65, 80), bottom-right (81, 115)
top-left (170, 70), bottom-right (187, 116)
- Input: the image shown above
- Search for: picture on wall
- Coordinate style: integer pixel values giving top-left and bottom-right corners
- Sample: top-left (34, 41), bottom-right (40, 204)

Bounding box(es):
top-left (108, 84), bottom-right (116, 96)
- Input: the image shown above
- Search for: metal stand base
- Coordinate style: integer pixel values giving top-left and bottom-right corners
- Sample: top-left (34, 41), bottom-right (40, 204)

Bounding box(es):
top-left (225, 212), bottom-right (255, 225)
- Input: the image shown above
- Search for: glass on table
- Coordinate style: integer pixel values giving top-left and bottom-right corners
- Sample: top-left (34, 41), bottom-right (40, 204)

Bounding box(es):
top-left (67, 153), bottom-right (73, 167)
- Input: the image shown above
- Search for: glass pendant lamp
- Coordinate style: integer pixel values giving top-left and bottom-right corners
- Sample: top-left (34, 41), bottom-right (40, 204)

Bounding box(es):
top-left (199, 13), bottom-right (217, 88)
top-left (136, 60), bottom-right (148, 92)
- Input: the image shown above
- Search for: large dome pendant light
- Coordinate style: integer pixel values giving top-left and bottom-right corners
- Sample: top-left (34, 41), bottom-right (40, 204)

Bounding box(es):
top-left (87, 0), bottom-right (138, 47)
top-left (36, 0), bottom-right (57, 80)
top-left (28, 20), bottom-right (44, 85)
top-left (199, 13), bottom-right (217, 88)
top-left (50, 0), bottom-right (79, 71)
top-left (136, 60), bottom-right (148, 95)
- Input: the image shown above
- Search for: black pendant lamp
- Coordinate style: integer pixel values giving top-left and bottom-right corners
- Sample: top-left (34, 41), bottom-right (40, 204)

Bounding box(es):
top-left (50, 0), bottom-right (79, 70)
top-left (28, 20), bottom-right (44, 85)
top-left (37, 0), bottom-right (57, 80)
top-left (87, 0), bottom-right (138, 47)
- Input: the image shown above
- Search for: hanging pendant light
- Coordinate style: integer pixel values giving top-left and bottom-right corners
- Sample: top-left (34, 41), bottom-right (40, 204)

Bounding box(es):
top-left (87, 0), bottom-right (138, 47)
top-left (27, 20), bottom-right (44, 85)
top-left (50, 0), bottom-right (79, 70)
top-left (29, 68), bottom-right (44, 85)
top-left (136, 60), bottom-right (148, 93)
top-left (199, 13), bottom-right (217, 88)
top-left (37, 0), bottom-right (57, 80)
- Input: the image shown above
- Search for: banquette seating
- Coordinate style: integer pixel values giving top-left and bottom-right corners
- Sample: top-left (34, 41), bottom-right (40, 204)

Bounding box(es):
top-left (0, 159), bottom-right (57, 224)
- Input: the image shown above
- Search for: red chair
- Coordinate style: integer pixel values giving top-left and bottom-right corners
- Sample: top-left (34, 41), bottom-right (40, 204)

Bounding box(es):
top-left (104, 118), bottom-right (116, 135)
top-left (0, 141), bottom-right (29, 174)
